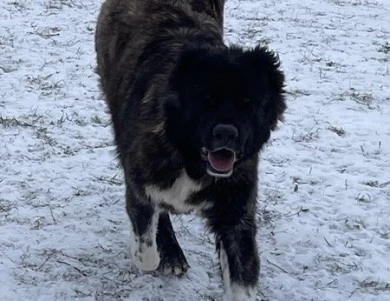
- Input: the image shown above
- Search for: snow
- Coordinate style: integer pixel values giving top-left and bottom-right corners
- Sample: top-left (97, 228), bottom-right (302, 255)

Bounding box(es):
top-left (0, 0), bottom-right (389, 300)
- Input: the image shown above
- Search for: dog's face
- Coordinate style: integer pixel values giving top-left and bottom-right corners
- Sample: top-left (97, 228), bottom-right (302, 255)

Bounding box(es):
top-left (165, 46), bottom-right (286, 178)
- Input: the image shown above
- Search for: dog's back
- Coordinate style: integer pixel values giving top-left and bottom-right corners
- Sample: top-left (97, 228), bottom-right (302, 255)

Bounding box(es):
top-left (95, 0), bottom-right (225, 117)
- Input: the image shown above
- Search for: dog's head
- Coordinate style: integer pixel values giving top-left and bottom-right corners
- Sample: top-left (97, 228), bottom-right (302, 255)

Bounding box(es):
top-left (165, 45), bottom-right (286, 178)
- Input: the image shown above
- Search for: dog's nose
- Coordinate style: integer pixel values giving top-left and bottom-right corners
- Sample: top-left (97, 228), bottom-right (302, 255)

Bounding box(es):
top-left (212, 124), bottom-right (238, 144)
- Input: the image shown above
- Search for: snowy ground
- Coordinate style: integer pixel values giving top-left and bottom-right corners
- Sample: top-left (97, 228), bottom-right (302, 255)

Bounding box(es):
top-left (0, 0), bottom-right (389, 300)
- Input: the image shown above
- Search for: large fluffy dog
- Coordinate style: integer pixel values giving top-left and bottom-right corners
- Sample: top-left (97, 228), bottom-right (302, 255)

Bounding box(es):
top-left (95, 0), bottom-right (285, 300)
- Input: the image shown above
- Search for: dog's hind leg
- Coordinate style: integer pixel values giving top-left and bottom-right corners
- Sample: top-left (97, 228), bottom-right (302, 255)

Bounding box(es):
top-left (126, 189), bottom-right (160, 272)
top-left (156, 212), bottom-right (189, 275)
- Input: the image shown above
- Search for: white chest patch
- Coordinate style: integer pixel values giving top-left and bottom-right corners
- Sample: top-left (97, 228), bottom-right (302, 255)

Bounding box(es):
top-left (145, 171), bottom-right (203, 213)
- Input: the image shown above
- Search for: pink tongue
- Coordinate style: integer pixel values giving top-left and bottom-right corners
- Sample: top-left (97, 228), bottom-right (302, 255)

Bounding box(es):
top-left (207, 150), bottom-right (236, 172)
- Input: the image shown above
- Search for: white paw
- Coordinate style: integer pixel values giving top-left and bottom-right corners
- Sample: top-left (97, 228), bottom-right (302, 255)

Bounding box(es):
top-left (225, 284), bottom-right (257, 301)
top-left (129, 212), bottom-right (160, 272)
top-left (133, 242), bottom-right (160, 271)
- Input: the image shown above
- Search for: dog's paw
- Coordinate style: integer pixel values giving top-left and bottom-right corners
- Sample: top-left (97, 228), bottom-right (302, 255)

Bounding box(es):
top-left (158, 251), bottom-right (189, 276)
top-left (132, 240), bottom-right (160, 271)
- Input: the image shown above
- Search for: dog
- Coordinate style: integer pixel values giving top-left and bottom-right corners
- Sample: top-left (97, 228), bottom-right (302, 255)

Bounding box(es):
top-left (95, 0), bottom-right (286, 300)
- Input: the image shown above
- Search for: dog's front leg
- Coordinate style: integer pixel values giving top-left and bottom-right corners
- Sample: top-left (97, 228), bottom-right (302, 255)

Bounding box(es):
top-left (217, 226), bottom-right (259, 301)
top-left (208, 207), bottom-right (259, 301)
top-left (126, 188), bottom-right (160, 271)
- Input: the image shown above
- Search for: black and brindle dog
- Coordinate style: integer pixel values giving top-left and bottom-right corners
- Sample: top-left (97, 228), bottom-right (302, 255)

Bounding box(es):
top-left (95, 0), bottom-right (285, 299)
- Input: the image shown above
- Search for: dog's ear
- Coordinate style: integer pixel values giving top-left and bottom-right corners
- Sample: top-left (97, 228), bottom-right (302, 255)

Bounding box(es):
top-left (171, 47), bottom-right (207, 103)
top-left (173, 47), bottom-right (211, 87)
top-left (172, 47), bottom-right (226, 103)
top-left (234, 45), bottom-right (286, 130)
top-left (245, 46), bottom-right (284, 94)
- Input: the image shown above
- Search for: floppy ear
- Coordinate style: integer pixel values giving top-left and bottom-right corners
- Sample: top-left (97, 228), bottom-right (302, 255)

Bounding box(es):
top-left (170, 47), bottom-right (210, 102)
top-left (236, 45), bottom-right (286, 130)
top-left (174, 48), bottom-right (204, 84)
top-left (173, 47), bottom-right (226, 86)
top-left (171, 46), bottom-right (229, 107)
top-left (165, 47), bottom-right (215, 126)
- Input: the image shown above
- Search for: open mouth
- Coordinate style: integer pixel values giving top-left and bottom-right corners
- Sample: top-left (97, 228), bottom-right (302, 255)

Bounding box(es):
top-left (201, 147), bottom-right (237, 177)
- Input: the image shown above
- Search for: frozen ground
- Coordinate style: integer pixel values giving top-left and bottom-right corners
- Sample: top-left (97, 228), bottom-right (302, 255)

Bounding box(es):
top-left (0, 0), bottom-right (389, 300)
